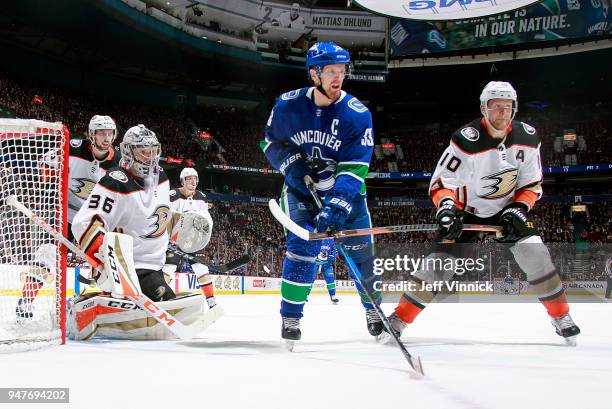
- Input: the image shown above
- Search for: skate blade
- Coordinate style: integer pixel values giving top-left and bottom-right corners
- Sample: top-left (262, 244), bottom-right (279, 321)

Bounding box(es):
top-left (376, 331), bottom-right (393, 345)
top-left (284, 340), bottom-right (296, 352)
top-left (564, 336), bottom-right (577, 347)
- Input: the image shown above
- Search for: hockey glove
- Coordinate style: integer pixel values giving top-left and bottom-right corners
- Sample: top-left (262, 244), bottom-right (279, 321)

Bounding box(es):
top-left (315, 242), bottom-right (338, 265)
top-left (279, 151), bottom-right (311, 197)
top-left (498, 203), bottom-right (531, 243)
top-left (436, 198), bottom-right (463, 241)
top-left (315, 193), bottom-right (352, 233)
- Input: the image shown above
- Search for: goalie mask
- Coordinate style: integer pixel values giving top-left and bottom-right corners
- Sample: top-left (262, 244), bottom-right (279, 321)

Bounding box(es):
top-left (171, 210), bottom-right (213, 253)
top-left (88, 115), bottom-right (117, 151)
top-left (120, 125), bottom-right (161, 179)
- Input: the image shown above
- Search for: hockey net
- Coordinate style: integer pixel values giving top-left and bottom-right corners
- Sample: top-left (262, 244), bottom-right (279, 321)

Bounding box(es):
top-left (0, 119), bottom-right (69, 352)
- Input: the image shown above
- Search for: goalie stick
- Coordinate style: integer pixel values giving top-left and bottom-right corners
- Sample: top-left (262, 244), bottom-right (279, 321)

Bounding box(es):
top-left (269, 198), bottom-right (501, 241)
top-left (166, 243), bottom-right (250, 274)
top-left (7, 195), bottom-right (194, 340)
top-left (302, 176), bottom-right (424, 377)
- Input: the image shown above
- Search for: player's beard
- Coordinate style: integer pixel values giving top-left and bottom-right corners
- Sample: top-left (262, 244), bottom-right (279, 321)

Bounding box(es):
top-left (322, 81), bottom-right (341, 101)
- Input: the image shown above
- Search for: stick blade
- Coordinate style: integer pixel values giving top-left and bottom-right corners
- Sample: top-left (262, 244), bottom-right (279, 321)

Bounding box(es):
top-left (409, 355), bottom-right (425, 378)
top-left (215, 255), bottom-right (250, 273)
top-left (268, 199), bottom-right (310, 241)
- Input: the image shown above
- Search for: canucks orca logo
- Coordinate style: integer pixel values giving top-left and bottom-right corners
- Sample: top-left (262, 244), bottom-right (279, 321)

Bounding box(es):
top-left (71, 178), bottom-right (97, 200)
top-left (478, 168), bottom-right (518, 199)
top-left (309, 147), bottom-right (336, 174)
top-left (142, 205), bottom-right (171, 239)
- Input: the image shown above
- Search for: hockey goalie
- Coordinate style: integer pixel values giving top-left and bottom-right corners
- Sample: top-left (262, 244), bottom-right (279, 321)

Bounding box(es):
top-left (67, 125), bottom-right (216, 340)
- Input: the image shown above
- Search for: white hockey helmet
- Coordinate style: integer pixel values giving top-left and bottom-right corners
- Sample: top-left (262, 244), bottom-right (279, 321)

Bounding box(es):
top-left (120, 124), bottom-right (161, 179)
top-left (480, 81), bottom-right (518, 113)
top-left (180, 167), bottom-right (198, 187)
top-left (88, 115), bottom-right (117, 145)
top-left (480, 81), bottom-right (518, 135)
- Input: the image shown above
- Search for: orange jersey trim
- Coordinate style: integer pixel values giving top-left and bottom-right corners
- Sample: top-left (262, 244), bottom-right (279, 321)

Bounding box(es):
top-left (514, 189), bottom-right (538, 210)
top-left (430, 188), bottom-right (456, 208)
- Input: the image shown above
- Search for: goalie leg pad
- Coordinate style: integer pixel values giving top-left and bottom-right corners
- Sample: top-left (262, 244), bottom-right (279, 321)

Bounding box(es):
top-left (68, 293), bottom-right (208, 340)
top-left (96, 232), bottom-right (142, 297)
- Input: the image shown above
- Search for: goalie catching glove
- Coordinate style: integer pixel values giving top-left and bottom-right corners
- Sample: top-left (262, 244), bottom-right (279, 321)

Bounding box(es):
top-left (171, 210), bottom-right (213, 253)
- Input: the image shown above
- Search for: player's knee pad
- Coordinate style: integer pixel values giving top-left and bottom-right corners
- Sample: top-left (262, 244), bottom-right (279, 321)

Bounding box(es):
top-left (138, 269), bottom-right (176, 301)
top-left (283, 252), bottom-right (318, 281)
top-left (68, 293), bottom-right (207, 340)
top-left (509, 235), bottom-right (555, 280)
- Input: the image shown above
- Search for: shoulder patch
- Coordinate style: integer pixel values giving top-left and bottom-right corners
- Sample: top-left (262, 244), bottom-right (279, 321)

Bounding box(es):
top-left (70, 139), bottom-right (83, 148)
top-left (522, 122), bottom-right (536, 135)
top-left (169, 190), bottom-right (177, 196)
top-left (460, 127), bottom-right (480, 141)
top-left (108, 170), bottom-right (128, 183)
top-left (347, 98), bottom-right (368, 113)
top-left (281, 89), bottom-right (301, 101)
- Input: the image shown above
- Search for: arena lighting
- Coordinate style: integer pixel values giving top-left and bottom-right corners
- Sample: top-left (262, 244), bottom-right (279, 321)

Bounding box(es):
top-left (352, 0), bottom-right (542, 20)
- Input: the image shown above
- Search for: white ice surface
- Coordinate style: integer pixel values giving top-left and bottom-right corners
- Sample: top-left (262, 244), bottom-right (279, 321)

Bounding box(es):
top-left (1, 294), bottom-right (610, 409)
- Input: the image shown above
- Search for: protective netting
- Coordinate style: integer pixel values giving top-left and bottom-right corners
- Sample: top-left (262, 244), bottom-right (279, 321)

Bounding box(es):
top-left (0, 119), bottom-right (68, 352)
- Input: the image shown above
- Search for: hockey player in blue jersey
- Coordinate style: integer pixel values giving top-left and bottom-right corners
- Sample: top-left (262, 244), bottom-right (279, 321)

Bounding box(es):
top-left (260, 42), bottom-right (382, 345)
top-left (316, 239), bottom-right (339, 304)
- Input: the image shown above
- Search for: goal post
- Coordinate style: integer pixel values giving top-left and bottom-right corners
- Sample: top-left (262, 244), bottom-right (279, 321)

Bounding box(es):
top-left (0, 118), bottom-right (69, 351)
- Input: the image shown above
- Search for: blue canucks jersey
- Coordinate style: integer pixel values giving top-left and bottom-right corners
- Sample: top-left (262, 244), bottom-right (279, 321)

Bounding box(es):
top-left (260, 87), bottom-right (374, 198)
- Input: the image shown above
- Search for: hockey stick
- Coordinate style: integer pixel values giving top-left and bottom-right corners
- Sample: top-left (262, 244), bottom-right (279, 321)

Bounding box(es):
top-left (339, 246), bottom-right (424, 377)
top-left (269, 198), bottom-right (501, 241)
top-left (7, 195), bottom-right (194, 340)
top-left (302, 177), bottom-right (424, 377)
top-left (167, 243), bottom-right (250, 274)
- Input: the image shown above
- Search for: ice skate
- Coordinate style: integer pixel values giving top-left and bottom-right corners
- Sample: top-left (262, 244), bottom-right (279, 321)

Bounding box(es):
top-left (330, 295), bottom-right (339, 304)
top-left (365, 308), bottom-right (383, 336)
top-left (551, 313), bottom-right (580, 346)
top-left (376, 312), bottom-right (406, 344)
top-left (281, 317), bottom-right (301, 351)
